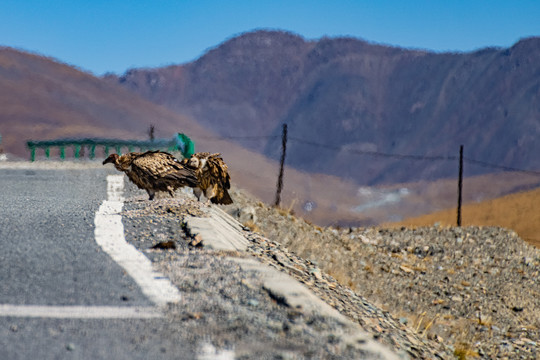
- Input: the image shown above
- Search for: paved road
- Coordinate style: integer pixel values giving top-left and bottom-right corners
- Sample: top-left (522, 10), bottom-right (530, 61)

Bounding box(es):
top-left (0, 168), bottom-right (151, 306)
top-left (0, 164), bottom-right (399, 360)
top-left (0, 167), bottom-right (199, 360)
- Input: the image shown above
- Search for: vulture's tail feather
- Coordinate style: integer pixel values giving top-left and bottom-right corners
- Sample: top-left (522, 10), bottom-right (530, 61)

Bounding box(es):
top-left (211, 189), bottom-right (233, 205)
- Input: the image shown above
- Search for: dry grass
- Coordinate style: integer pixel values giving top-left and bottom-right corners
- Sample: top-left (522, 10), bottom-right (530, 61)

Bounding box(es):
top-left (242, 220), bottom-right (261, 234)
top-left (454, 343), bottom-right (479, 360)
top-left (447, 319), bottom-right (482, 359)
top-left (232, 177), bottom-right (540, 358)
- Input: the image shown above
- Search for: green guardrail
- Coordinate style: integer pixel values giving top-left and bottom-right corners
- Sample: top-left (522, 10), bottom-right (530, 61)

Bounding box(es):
top-left (26, 133), bottom-right (194, 161)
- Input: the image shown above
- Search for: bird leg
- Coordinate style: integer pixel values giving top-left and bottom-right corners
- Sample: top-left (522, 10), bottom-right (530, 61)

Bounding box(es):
top-left (205, 186), bottom-right (216, 201)
top-left (193, 187), bottom-right (203, 201)
top-left (147, 189), bottom-right (155, 200)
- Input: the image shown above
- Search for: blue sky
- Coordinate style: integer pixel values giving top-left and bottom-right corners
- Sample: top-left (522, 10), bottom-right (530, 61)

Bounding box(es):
top-left (1, 0), bottom-right (539, 76)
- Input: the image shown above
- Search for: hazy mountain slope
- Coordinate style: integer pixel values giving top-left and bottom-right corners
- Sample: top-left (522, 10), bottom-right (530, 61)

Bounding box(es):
top-left (0, 47), bottom-right (205, 155)
top-left (108, 31), bottom-right (313, 139)
top-left (110, 30), bottom-right (540, 186)
top-left (2, 36), bottom-right (539, 228)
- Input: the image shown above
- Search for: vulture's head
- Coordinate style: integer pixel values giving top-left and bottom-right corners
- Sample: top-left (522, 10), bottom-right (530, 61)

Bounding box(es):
top-left (102, 153), bottom-right (120, 165)
top-left (187, 156), bottom-right (201, 169)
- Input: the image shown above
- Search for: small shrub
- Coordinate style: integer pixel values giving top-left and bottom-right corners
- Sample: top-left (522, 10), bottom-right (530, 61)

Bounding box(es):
top-left (243, 220), bottom-right (261, 234)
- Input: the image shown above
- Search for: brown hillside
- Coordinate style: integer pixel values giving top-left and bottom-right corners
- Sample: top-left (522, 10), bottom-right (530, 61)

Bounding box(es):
top-left (0, 46), bottom-right (208, 156)
top-left (385, 186), bottom-right (540, 247)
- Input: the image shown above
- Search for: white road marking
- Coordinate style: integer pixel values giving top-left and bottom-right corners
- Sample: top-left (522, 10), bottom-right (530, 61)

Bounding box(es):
top-left (94, 175), bottom-right (182, 307)
top-left (0, 174), bottom-right (181, 319)
top-left (197, 342), bottom-right (236, 360)
top-left (0, 305), bottom-right (161, 319)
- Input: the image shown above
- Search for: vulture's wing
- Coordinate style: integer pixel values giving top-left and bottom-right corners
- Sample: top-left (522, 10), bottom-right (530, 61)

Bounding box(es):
top-left (196, 152), bottom-right (212, 158)
top-left (206, 153), bottom-right (231, 190)
top-left (132, 151), bottom-right (198, 187)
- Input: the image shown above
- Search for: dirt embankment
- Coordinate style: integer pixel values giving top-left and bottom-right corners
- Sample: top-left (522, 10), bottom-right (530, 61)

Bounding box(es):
top-left (225, 188), bottom-right (540, 359)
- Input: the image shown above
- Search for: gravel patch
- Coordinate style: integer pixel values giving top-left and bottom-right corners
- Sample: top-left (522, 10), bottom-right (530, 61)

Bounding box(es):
top-left (13, 162), bottom-right (539, 358)
top-left (121, 188), bottom-right (392, 359)
top-left (120, 183), bottom-right (456, 359)
top-left (224, 188), bottom-right (540, 359)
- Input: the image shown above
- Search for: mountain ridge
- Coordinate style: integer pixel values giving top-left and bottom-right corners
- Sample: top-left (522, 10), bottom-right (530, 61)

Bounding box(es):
top-left (108, 30), bottom-right (540, 186)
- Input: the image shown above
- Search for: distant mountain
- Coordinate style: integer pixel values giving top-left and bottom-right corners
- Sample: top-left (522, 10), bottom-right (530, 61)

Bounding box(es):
top-left (109, 30), bottom-right (540, 185)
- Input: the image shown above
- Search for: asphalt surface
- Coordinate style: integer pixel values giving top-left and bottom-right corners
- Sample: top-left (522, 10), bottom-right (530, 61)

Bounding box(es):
top-left (0, 168), bottom-right (151, 306)
top-left (0, 167), bottom-right (200, 360)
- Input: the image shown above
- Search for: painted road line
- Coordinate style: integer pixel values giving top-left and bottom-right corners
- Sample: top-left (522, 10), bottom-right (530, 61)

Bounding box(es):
top-left (94, 175), bottom-right (182, 307)
top-left (197, 342), bottom-right (236, 360)
top-left (0, 173), bottom-right (180, 319)
top-left (0, 305), bottom-right (161, 319)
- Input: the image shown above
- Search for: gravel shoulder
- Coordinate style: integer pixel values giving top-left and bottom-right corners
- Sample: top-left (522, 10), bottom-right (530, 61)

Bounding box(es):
top-left (122, 196), bottom-right (383, 359)
top-left (223, 188), bottom-right (540, 359)
top-left (121, 183), bottom-right (456, 359)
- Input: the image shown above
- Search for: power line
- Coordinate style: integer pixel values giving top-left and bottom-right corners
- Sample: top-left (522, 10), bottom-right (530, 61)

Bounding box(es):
top-left (463, 157), bottom-right (540, 175)
top-left (289, 137), bottom-right (540, 174)
top-left (193, 133), bottom-right (540, 175)
top-left (288, 137), bottom-right (457, 161)
top-left (196, 135), bottom-right (279, 141)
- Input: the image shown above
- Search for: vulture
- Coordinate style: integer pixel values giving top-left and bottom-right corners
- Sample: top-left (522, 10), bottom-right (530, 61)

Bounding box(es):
top-left (103, 150), bottom-right (198, 200)
top-left (183, 152), bottom-right (233, 205)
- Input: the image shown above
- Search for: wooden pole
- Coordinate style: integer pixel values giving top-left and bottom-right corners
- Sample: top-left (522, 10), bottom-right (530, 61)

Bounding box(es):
top-left (457, 145), bottom-right (464, 227)
top-left (148, 124), bottom-right (155, 142)
top-left (274, 124), bottom-right (288, 207)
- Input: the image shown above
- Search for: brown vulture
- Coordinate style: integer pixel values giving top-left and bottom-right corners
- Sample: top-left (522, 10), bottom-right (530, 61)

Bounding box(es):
top-left (182, 152), bottom-right (233, 205)
top-left (103, 150), bottom-right (198, 200)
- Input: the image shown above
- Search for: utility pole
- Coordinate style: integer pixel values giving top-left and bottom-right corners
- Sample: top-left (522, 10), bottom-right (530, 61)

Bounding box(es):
top-left (457, 145), bottom-right (464, 227)
top-left (148, 124), bottom-right (155, 142)
top-left (274, 124), bottom-right (288, 207)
